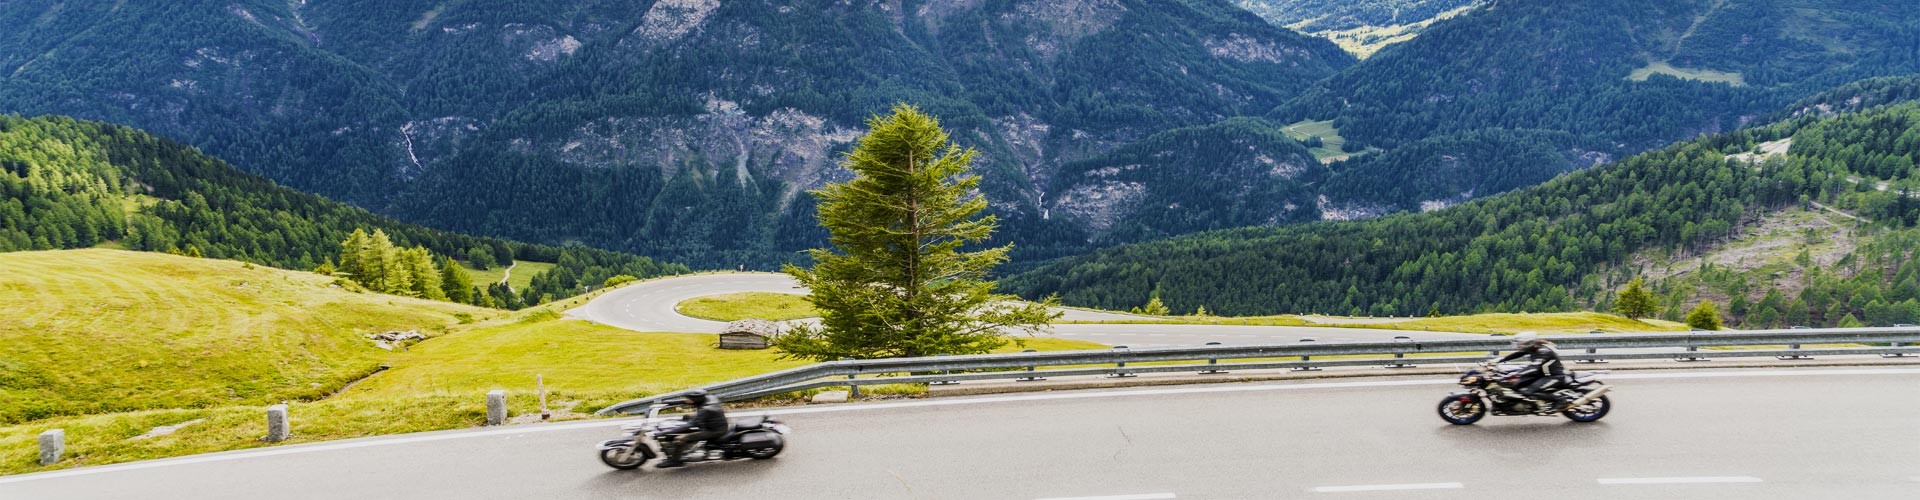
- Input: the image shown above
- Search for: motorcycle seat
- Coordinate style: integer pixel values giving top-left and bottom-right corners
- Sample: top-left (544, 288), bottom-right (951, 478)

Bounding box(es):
top-left (727, 416), bottom-right (766, 433)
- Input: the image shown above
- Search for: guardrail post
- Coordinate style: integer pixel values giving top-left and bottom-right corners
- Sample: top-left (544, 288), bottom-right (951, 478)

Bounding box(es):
top-left (1776, 343), bottom-right (1813, 360)
top-left (1015, 349), bottom-right (1045, 381)
top-left (38, 429), bottom-right (63, 465)
top-left (931, 354), bottom-right (961, 385)
top-left (1109, 346), bottom-right (1136, 378)
top-left (1577, 329), bottom-right (1609, 364)
top-left (1885, 341), bottom-right (1914, 358)
top-left (1199, 342), bottom-right (1228, 374)
top-left (486, 390), bottom-right (507, 425)
top-left (265, 404), bottom-right (290, 442)
top-left (839, 358), bottom-right (862, 398)
top-left (1292, 338), bottom-right (1320, 371)
top-left (1384, 336), bottom-right (1416, 368)
top-left (1675, 332), bottom-right (1708, 362)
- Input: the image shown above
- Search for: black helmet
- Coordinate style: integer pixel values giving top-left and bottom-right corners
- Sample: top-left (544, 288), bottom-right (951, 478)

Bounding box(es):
top-left (682, 390), bottom-right (710, 405)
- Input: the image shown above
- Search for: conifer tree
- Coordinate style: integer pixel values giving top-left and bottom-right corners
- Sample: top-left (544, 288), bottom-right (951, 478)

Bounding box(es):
top-left (777, 105), bottom-right (1057, 361)
top-left (440, 256), bottom-right (477, 305)
top-left (1684, 301), bottom-right (1722, 330)
top-left (1614, 276), bottom-right (1656, 320)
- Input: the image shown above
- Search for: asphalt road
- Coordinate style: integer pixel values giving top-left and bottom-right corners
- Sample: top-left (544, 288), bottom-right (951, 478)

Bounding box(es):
top-left (565, 273), bottom-right (1483, 345)
top-left (10, 367), bottom-right (1916, 499)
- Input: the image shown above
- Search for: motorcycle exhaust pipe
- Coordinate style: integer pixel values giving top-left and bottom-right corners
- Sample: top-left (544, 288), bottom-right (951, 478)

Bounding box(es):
top-left (1566, 385), bottom-right (1611, 408)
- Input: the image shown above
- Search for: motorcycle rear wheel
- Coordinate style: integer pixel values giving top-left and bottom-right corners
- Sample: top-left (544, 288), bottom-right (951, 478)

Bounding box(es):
top-left (745, 434), bottom-right (785, 459)
top-left (600, 448), bottom-right (648, 470)
top-left (1437, 396), bottom-right (1486, 425)
top-left (1562, 395), bottom-right (1611, 422)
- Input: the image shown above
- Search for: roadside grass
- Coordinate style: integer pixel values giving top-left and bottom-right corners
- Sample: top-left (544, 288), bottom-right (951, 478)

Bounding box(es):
top-left (1378, 312), bottom-right (1690, 334)
top-left (1061, 315), bottom-right (1315, 327)
top-left (1066, 311), bottom-right (1688, 335)
top-left (1627, 60), bottom-right (1746, 86)
top-left (461, 260), bottom-right (555, 289)
top-left (0, 249), bottom-right (491, 425)
top-left (676, 292), bottom-right (817, 321)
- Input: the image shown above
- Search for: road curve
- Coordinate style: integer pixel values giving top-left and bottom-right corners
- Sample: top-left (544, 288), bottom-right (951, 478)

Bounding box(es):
top-left (566, 273), bottom-right (1483, 344)
top-left (7, 368), bottom-right (1916, 499)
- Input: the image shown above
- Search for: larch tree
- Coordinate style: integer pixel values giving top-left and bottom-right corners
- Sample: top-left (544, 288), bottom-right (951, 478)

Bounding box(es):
top-left (776, 104), bottom-right (1058, 361)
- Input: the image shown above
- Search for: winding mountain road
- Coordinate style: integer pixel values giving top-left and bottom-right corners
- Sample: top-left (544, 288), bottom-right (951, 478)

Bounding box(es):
top-left (565, 273), bottom-right (1485, 345)
top-left (9, 367), bottom-right (1917, 499)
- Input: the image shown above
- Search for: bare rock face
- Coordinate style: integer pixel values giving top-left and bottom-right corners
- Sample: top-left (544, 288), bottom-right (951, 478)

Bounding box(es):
top-left (367, 330), bottom-right (426, 350)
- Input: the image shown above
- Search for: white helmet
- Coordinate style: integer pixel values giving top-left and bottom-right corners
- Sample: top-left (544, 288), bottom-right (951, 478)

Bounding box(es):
top-left (1511, 331), bottom-right (1541, 348)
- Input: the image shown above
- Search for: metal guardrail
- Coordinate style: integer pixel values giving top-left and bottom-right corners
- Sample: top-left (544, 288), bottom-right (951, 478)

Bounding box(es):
top-left (597, 327), bottom-right (1920, 414)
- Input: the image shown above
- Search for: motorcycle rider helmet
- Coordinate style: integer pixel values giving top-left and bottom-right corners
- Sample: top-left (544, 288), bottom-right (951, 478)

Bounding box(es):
top-left (1511, 331), bottom-right (1541, 349)
top-left (681, 389), bottom-right (711, 406)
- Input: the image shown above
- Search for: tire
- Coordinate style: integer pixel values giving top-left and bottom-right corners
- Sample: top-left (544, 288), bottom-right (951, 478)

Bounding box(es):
top-left (1562, 395), bottom-right (1611, 423)
top-left (600, 448), bottom-right (648, 470)
top-left (1437, 395), bottom-right (1486, 425)
top-left (745, 434), bottom-right (784, 459)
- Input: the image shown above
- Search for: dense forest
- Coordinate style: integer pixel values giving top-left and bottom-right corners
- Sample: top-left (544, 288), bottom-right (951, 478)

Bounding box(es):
top-left (1012, 101), bottom-right (1920, 328)
top-left (0, 115), bottom-right (686, 307)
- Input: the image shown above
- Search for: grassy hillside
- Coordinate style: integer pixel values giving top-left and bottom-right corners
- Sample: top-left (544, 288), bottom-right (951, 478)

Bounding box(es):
top-left (461, 260), bottom-right (556, 290)
top-left (0, 249), bottom-right (491, 424)
top-left (0, 250), bottom-right (1104, 473)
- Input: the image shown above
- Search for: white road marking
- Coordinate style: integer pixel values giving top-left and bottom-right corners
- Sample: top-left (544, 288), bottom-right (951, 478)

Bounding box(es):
top-left (1313, 482), bottom-right (1463, 493)
top-left (1034, 493), bottom-right (1175, 500)
top-left (6, 368), bottom-right (1917, 484)
top-left (1597, 476), bottom-right (1763, 485)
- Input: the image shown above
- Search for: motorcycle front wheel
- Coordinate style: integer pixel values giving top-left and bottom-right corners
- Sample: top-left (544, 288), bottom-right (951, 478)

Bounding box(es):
top-left (600, 448), bottom-right (648, 470)
top-left (1437, 396), bottom-right (1486, 425)
top-left (1562, 395), bottom-right (1611, 423)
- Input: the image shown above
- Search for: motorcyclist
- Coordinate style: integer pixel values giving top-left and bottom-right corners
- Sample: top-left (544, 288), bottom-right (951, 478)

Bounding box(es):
top-left (1490, 332), bottom-right (1570, 410)
top-left (656, 389), bottom-right (728, 468)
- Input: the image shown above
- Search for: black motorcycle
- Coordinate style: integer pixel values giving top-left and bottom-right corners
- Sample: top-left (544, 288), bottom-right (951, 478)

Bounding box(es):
top-left (598, 403), bottom-right (789, 470)
top-left (1437, 362), bottom-right (1612, 425)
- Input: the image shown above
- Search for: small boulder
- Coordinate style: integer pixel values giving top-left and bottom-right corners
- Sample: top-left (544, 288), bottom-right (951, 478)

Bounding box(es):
top-left (718, 319), bottom-right (781, 350)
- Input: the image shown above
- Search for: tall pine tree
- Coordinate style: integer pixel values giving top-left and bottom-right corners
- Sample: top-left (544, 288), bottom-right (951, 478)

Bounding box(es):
top-left (777, 105), bottom-right (1057, 361)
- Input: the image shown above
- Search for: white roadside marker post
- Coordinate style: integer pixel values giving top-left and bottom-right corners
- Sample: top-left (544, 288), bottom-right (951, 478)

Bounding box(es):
top-left (486, 390), bottom-right (507, 426)
top-left (38, 429), bottom-right (63, 465)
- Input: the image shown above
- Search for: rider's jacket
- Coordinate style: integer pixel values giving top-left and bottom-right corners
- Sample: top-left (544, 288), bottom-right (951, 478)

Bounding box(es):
top-left (688, 402), bottom-right (729, 432)
top-left (1496, 345), bottom-right (1566, 378)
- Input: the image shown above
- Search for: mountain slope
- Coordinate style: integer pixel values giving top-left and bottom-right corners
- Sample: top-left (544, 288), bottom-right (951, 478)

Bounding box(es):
top-left (1012, 101), bottom-right (1920, 327)
top-left (0, 114), bottom-right (686, 305)
top-left (1235, 0), bottom-right (1482, 57)
top-left (1279, 0), bottom-right (1920, 154)
top-left (1046, 118), bottom-right (1328, 246)
top-left (0, 0), bottom-right (1354, 267)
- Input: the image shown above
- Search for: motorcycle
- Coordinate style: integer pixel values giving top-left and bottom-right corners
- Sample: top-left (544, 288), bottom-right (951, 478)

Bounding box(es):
top-left (1437, 362), bottom-right (1612, 425)
top-left (598, 403), bottom-right (790, 470)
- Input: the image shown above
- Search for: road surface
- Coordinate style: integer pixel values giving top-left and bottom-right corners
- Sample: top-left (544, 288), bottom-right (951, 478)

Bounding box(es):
top-left (8, 367), bottom-right (1916, 499)
top-left (566, 273), bottom-right (1484, 344)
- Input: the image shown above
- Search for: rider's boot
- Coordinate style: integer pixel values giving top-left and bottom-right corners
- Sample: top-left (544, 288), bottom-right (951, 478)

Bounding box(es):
top-left (656, 443), bottom-right (686, 468)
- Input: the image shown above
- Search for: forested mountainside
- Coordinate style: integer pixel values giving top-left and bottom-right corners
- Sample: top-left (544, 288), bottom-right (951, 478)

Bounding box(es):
top-left (1315, 129), bottom-right (1607, 217)
top-left (0, 115), bottom-right (685, 306)
top-left (0, 0), bottom-right (1352, 268)
top-left (1012, 101), bottom-right (1920, 329)
top-left (1279, 0), bottom-right (1920, 163)
top-left (1235, 0), bottom-right (1480, 57)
